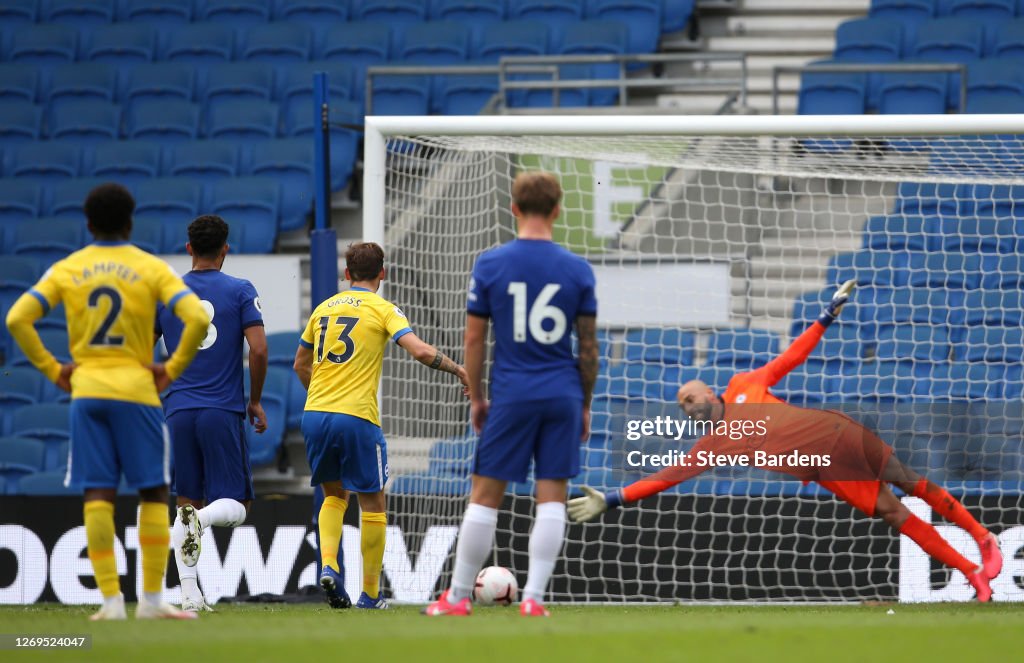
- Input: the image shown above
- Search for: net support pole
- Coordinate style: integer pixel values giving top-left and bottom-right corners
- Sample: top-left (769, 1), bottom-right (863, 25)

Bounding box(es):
top-left (363, 121), bottom-right (386, 247)
top-left (310, 71), bottom-right (338, 308)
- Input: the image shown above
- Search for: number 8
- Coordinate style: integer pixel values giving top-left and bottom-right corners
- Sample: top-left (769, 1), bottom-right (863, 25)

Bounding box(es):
top-left (198, 300), bottom-right (217, 350)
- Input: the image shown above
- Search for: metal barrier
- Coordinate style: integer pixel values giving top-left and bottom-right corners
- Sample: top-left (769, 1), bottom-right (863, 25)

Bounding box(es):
top-left (772, 62), bottom-right (968, 116)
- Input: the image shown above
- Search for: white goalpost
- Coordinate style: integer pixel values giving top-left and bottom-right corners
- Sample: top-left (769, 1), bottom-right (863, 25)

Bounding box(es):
top-left (362, 114), bottom-right (1024, 604)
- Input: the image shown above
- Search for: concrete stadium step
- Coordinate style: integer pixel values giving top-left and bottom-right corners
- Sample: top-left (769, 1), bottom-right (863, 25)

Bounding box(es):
top-left (738, 0), bottom-right (868, 13)
top-left (725, 14), bottom-right (859, 35)
top-left (705, 35), bottom-right (837, 55)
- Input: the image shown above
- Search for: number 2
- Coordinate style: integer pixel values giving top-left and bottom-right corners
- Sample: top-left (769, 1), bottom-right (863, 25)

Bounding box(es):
top-left (507, 282), bottom-right (567, 345)
top-left (316, 316), bottom-right (359, 363)
top-left (88, 286), bottom-right (124, 346)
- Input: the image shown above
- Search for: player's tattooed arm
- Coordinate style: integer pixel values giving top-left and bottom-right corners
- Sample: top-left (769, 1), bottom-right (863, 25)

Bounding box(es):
top-left (429, 349), bottom-right (461, 375)
top-left (398, 332), bottom-right (469, 388)
top-left (576, 314), bottom-right (599, 407)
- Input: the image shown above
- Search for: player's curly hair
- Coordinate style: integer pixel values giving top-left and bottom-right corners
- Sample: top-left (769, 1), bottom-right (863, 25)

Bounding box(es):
top-left (84, 183), bottom-right (135, 238)
top-left (188, 215), bottom-right (230, 258)
top-left (345, 242), bottom-right (385, 282)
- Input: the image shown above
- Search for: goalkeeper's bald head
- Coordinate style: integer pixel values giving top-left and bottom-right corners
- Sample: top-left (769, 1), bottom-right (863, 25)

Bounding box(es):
top-left (677, 380), bottom-right (723, 423)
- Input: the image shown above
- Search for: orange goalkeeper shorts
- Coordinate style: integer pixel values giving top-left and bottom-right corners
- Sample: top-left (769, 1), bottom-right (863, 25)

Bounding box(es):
top-left (817, 479), bottom-right (882, 517)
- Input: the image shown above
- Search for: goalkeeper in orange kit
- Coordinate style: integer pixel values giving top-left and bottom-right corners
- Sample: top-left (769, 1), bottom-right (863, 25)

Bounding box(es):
top-left (568, 280), bottom-right (1003, 601)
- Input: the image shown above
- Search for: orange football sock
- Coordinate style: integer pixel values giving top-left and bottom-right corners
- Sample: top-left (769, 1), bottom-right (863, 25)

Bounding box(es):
top-left (912, 479), bottom-right (988, 543)
top-left (900, 514), bottom-right (977, 577)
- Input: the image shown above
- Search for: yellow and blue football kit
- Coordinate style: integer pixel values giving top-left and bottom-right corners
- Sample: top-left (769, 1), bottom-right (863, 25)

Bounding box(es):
top-left (299, 286), bottom-right (412, 492)
top-left (6, 240), bottom-right (209, 490)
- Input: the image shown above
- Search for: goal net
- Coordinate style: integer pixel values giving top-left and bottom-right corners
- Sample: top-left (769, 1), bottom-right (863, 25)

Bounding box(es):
top-left (363, 115), bottom-right (1024, 604)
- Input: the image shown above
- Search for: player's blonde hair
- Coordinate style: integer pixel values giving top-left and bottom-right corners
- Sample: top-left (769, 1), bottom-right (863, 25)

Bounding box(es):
top-left (512, 171), bottom-right (562, 217)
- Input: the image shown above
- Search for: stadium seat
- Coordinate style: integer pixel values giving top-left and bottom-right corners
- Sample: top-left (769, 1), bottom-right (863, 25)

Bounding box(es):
top-left (46, 0), bottom-right (114, 24)
top-left (206, 100), bottom-right (279, 140)
top-left (244, 367), bottom-right (288, 466)
top-left (131, 216), bottom-right (161, 254)
top-left (907, 251), bottom-right (983, 290)
top-left (0, 437), bottom-right (46, 485)
top-left (399, 21), bottom-right (471, 64)
top-left (826, 250), bottom-right (910, 288)
top-left (134, 214), bottom-right (189, 254)
top-left (121, 0), bottom-right (192, 23)
top-left (623, 328), bottom-right (696, 365)
top-left (875, 325), bottom-right (952, 366)
top-left (475, 20), bottom-right (549, 60)
top-left (201, 63), bottom-right (275, 120)
top-left (559, 21), bottom-right (628, 104)
top-left (878, 72), bottom-right (947, 114)
top-left (964, 290), bottom-right (1024, 327)
top-left (0, 369), bottom-right (45, 431)
top-left (956, 182), bottom-right (1024, 217)
top-left (125, 99), bottom-right (200, 144)
top-left (706, 329), bottom-right (779, 370)
top-left (509, 0), bottom-right (582, 44)
top-left (248, 138), bottom-right (314, 231)
top-left (0, 102), bottom-right (43, 146)
top-left (9, 330), bottom-right (72, 370)
top-left (587, 0), bottom-right (663, 55)
top-left (967, 400), bottom-right (1024, 436)
top-left (913, 18), bottom-right (985, 61)
top-left (798, 72), bottom-right (867, 115)
top-left (926, 362), bottom-right (1020, 400)
top-left (165, 140), bottom-right (238, 179)
top-left (789, 288), bottom-right (835, 339)
top-left (275, 61), bottom-right (353, 107)
top-left (833, 18), bottom-right (903, 61)
top-left (0, 65), bottom-right (39, 104)
top-left (134, 177), bottom-right (202, 218)
top-left (16, 471), bottom-right (76, 495)
top-left (267, 330), bottom-right (302, 367)
top-left (834, 361), bottom-right (916, 403)
top-left (122, 63), bottom-right (196, 105)
top-left (370, 75), bottom-right (431, 115)
top-left (208, 177), bottom-right (281, 253)
top-left (47, 177), bottom-right (107, 219)
top-left (773, 370), bottom-right (829, 406)
top-left (861, 215), bottom-right (935, 252)
top-left (279, 97), bottom-right (359, 188)
top-left (869, 0), bottom-right (934, 23)
top-left (90, 140), bottom-right (161, 186)
top-left (0, 257), bottom-right (41, 308)
top-left (163, 23), bottom-right (235, 63)
top-left (962, 59), bottom-right (1024, 112)
top-left (945, 0), bottom-right (1015, 22)
top-left (315, 22), bottom-right (391, 65)
top-left (9, 142), bottom-right (80, 182)
top-left (892, 181), bottom-right (957, 215)
top-left (0, 182), bottom-right (41, 227)
top-left (286, 373), bottom-right (305, 429)
top-left (981, 254), bottom-right (1024, 289)
top-left (274, 0), bottom-right (349, 22)
top-left (871, 288), bottom-right (965, 332)
top-left (961, 326), bottom-right (1024, 362)
top-left (991, 19), bottom-right (1024, 58)
top-left (10, 25), bottom-right (78, 65)
top-left (48, 101), bottom-right (121, 143)
top-left (0, 0), bottom-right (37, 23)
top-left (937, 216), bottom-right (1015, 254)
top-left (435, 74), bottom-right (499, 114)
top-left (661, 0), bottom-right (695, 33)
top-left (964, 93), bottom-right (1024, 113)
top-left (353, 0), bottom-right (426, 23)
top-left (806, 324), bottom-right (865, 366)
top-left (201, 0), bottom-right (271, 23)
top-left (46, 63), bottom-right (118, 115)
top-left (239, 22), bottom-right (312, 63)
top-left (427, 438), bottom-right (473, 477)
top-left (83, 23), bottom-right (156, 64)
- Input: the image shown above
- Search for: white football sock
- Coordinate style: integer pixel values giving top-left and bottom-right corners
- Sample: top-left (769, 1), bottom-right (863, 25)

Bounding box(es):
top-left (522, 502), bottom-right (566, 604)
top-left (171, 515), bottom-right (200, 600)
top-left (142, 591), bottom-right (162, 606)
top-left (448, 503), bottom-right (498, 602)
top-left (197, 499), bottom-right (247, 529)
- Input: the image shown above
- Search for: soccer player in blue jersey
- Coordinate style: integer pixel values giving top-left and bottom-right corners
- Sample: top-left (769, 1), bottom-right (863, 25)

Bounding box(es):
top-left (425, 171), bottom-right (599, 618)
top-left (156, 215), bottom-right (268, 613)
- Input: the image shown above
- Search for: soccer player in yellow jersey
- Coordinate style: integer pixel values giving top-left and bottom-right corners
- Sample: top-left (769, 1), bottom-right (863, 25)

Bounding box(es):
top-left (293, 242), bottom-right (468, 610)
top-left (5, 183), bottom-right (210, 621)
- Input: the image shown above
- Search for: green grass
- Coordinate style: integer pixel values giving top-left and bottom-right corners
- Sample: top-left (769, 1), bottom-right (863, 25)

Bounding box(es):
top-left (3, 603), bottom-right (1023, 663)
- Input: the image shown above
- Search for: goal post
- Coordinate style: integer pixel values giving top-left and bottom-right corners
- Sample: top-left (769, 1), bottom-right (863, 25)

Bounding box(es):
top-left (361, 114), bottom-right (1024, 604)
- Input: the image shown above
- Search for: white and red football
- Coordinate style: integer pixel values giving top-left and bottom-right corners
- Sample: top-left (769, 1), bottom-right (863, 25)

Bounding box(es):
top-left (473, 566), bottom-right (518, 606)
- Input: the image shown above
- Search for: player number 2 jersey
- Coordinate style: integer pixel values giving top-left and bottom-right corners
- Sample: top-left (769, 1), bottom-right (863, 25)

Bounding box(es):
top-left (300, 287), bottom-right (413, 427)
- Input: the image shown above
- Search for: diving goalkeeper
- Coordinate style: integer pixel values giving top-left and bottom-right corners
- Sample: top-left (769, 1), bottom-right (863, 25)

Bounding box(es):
top-left (568, 280), bottom-right (1002, 601)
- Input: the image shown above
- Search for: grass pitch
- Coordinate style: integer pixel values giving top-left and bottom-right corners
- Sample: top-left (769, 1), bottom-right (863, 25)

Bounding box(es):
top-left (3, 603), bottom-right (1023, 663)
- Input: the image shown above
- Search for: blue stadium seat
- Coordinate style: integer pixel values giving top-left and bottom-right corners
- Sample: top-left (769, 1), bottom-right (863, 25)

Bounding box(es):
top-left (48, 101), bottom-right (121, 143)
top-left (45, 0), bottom-right (114, 24)
top-left (134, 177), bottom-right (201, 218)
top-left (0, 437), bottom-right (46, 486)
top-left (967, 400), bottom-right (1024, 436)
top-left (964, 289), bottom-right (1024, 326)
top-left (991, 19), bottom-right (1024, 57)
top-left (435, 74), bottom-right (499, 114)
top-left (266, 330), bottom-right (301, 367)
top-left (433, 0), bottom-right (505, 22)
top-left (46, 63), bottom-right (118, 115)
top-left (427, 438), bottom-right (473, 476)
top-left (0, 182), bottom-right (41, 227)
top-left (826, 250), bottom-right (910, 288)
top-left (165, 140), bottom-right (238, 179)
top-left (834, 361), bottom-right (916, 403)
top-left (834, 18), bottom-right (903, 61)
top-left (623, 328), bottom-right (696, 365)
top-left (773, 369), bottom-right (829, 406)
top-left (274, 0), bottom-right (349, 22)
top-left (201, 63), bottom-right (274, 119)
top-left (587, 0), bottom-right (662, 55)
top-left (0, 369), bottom-right (45, 432)
top-left (861, 215), bottom-right (936, 252)
top-left (248, 138), bottom-right (314, 231)
top-left (806, 324), bottom-right (865, 366)
top-left (982, 254), bottom-right (1024, 289)
top-left (11, 217), bottom-right (83, 264)
top-left (131, 217), bottom-right (161, 253)
top-left (16, 471), bottom-right (76, 496)
top-left (83, 23), bottom-right (156, 64)
top-left (9, 142), bottom-right (81, 182)
top-left (661, 0), bottom-right (695, 33)
top-left (279, 97), bottom-right (358, 188)
top-left (10, 331), bottom-right (72, 370)
top-left (163, 23), bottom-right (235, 64)
top-left (907, 251), bottom-right (983, 290)
top-left (962, 59), bottom-right (1024, 112)
top-left (90, 140), bottom-right (161, 186)
top-left (353, 0), bottom-right (426, 23)
top-left (201, 0), bottom-right (271, 23)
top-left (559, 21), bottom-right (628, 104)
top-left (370, 75), bottom-right (431, 115)
top-left (871, 288), bottom-right (965, 333)
top-left (937, 216), bottom-right (1015, 254)
top-left (913, 18), bottom-right (985, 61)
top-left (47, 177), bottom-right (107, 219)
top-left (122, 63), bottom-right (196, 106)
top-left (206, 100), bottom-right (279, 140)
top-left (275, 61), bottom-right (353, 106)
top-left (964, 93), bottom-right (1024, 113)
top-left (878, 72), bottom-right (947, 114)
top-left (134, 214), bottom-right (190, 254)
top-left (239, 22), bottom-right (312, 63)
top-left (0, 102), bottom-right (43, 146)
top-left (0, 258), bottom-right (41, 311)
top-left (208, 177), bottom-right (281, 254)
top-left (0, 65), bottom-right (39, 104)
top-left (286, 372), bottom-right (305, 429)
top-left (892, 181), bottom-right (958, 215)
top-left (121, 0), bottom-right (192, 23)
top-left (315, 22), bottom-right (391, 65)
top-left (244, 366), bottom-right (289, 466)
top-left (875, 325), bottom-right (951, 367)
top-left (869, 0), bottom-right (935, 23)
top-left (399, 21), bottom-right (471, 64)
top-left (945, 0), bottom-right (1015, 22)
top-left (789, 288), bottom-right (834, 339)
top-left (0, 0), bottom-right (38, 23)
top-left (475, 20), bottom-right (548, 60)
top-left (125, 99), bottom-right (200, 144)
top-left (509, 0), bottom-right (581, 44)
top-left (706, 329), bottom-right (779, 370)
top-left (798, 71), bottom-right (867, 115)
top-left (961, 326), bottom-right (1024, 363)
top-left (693, 366), bottom-right (734, 393)
top-left (956, 182), bottom-right (1024, 217)
top-left (10, 25), bottom-right (78, 65)
top-left (926, 362), bottom-right (1019, 400)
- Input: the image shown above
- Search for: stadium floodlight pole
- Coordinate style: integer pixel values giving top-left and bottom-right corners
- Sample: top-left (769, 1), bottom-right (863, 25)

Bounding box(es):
top-left (310, 71), bottom-right (339, 309)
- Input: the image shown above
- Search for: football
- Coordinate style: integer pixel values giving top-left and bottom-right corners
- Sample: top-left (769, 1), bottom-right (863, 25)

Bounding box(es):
top-left (473, 566), bottom-right (518, 606)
